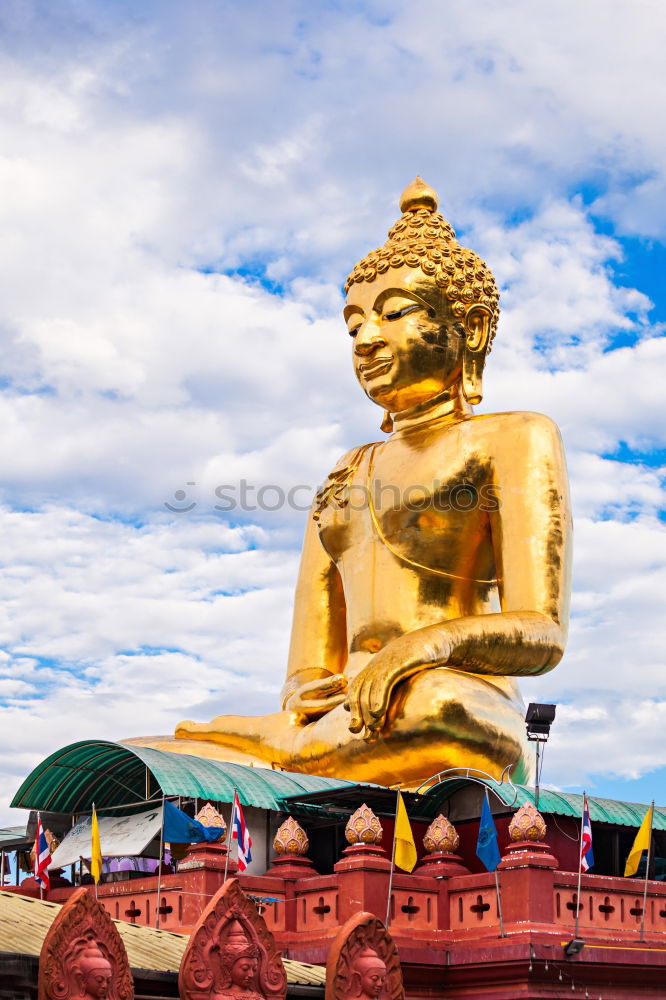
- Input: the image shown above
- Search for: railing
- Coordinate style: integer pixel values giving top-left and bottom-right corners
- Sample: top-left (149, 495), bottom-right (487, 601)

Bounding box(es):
top-left (28, 853), bottom-right (666, 946)
top-left (553, 872), bottom-right (666, 938)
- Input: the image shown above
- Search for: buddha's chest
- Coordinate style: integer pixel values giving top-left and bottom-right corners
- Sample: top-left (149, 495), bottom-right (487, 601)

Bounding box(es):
top-left (315, 436), bottom-right (496, 572)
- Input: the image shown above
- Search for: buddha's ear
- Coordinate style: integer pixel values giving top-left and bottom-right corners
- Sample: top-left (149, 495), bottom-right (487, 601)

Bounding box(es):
top-left (349, 971), bottom-right (362, 997)
top-left (462, 303), bottom-right (492, 405)
top-left (380, 410), bottom-right (393, 433)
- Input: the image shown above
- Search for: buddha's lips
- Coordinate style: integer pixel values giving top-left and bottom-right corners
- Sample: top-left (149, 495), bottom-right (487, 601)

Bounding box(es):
top-left (359, 357), bottom-right (393, 378)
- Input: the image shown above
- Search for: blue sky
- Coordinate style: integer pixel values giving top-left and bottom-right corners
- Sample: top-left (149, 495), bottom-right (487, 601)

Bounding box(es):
top-left (0, 0), bottom-right (665, 823)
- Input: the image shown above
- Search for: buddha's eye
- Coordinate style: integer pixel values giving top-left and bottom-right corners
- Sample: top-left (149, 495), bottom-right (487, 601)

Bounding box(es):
top-left (348, 324), bottom-right (361, 338)
top-left (382, 303), bottom-right (421, 322)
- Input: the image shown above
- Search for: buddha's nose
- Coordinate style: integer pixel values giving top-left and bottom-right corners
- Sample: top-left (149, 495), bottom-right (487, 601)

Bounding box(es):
top-left (354, 318), bottom-right (386, 357)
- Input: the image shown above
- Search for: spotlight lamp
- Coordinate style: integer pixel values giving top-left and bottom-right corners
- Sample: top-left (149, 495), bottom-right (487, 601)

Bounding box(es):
top-left (525, 702), bottom-right (556, 740)
top-left (525, 702), bottom-right (556, 809)
top-left (564, 938), bottom-right (586, 958)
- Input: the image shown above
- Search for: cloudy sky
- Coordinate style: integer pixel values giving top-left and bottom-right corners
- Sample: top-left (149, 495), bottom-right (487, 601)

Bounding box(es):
top-left (1, 0), bottom-right (665, 825)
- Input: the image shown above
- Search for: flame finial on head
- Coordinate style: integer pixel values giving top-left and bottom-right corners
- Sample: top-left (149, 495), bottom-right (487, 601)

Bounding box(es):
top-left (399, 176), bottom-right (439, 213)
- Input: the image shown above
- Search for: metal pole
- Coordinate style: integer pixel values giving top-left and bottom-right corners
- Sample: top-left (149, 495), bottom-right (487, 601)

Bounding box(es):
top-left (493, 869), bottom-right (505, 937)
top-left (639, 802), bottom-right (655, 942)
top-left (155, 795), bottom-right (165, 928)
top-left (37, 811), bottom-right (43, 901)
top-left (385, 791), bottom-right (400, 928)
top-left (534, 742), bottom-right (541, 810)
top-left (224, 788), bottom-right (237, 883)
top-left (574, 793), bottom-right (586, 939)
top-left (0, 849), bottom-right (5, 888)
top-left (92, 803), bottom-right (99, 899)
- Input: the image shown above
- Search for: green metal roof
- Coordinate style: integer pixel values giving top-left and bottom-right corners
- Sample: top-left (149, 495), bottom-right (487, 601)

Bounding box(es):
top-left (12, 742), bottom-right (665, 834)
top-left (418, 779), bottom-right (666, 830)
top-left (10, 740), bottom-right (355, 815)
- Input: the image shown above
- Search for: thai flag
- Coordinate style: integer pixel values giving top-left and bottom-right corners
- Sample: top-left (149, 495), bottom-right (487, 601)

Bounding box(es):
top-left (581, 795), bottom-right (594, 872)
top-left (231, 791), bottom-right (252, 872)
top-left (34, 815), bottom-right (51, 891)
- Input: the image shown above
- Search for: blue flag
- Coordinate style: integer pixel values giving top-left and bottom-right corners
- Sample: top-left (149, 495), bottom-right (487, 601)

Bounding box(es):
top-left (162, 800), bottom-right (225, 844)
top-left (476, 794), bottom-right (501, 871)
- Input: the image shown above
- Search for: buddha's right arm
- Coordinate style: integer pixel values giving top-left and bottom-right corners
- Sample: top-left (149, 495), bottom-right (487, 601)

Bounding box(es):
top-left (279, 507), bottom-right (348, 712)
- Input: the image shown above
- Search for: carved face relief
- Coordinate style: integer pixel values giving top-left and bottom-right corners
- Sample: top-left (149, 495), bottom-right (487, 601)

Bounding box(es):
top-left (179, 880), bottom-right (287, 1000)
top-left (82, 966), bottom-right (113, 999)
top-left (38, 889), bottom-right (132, 1000)
top-left (325, 913), bottom-right (404, 1000)
top-left (229, 957), bottom-right (259, 992)
top-left (345, 266), bottom-right (464, 413)
top-left (354, 955), bottom-right (387, 999)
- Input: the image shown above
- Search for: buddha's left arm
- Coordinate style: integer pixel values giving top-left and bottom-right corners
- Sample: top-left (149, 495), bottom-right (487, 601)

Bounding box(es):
top-left (345, 413), bottom-right (572, 737)
top-left (436, 412), bottom-right (572, 674)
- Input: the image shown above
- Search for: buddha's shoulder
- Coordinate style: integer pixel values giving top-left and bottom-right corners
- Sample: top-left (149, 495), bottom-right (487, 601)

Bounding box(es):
top-left (326, 441), bottom-right (379, 474)
top-left (463, 410), bottom-right (563, 443)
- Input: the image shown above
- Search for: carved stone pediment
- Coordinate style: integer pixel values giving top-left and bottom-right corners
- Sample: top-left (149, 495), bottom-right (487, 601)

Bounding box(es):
top-left (38, 887), bottom-right (133, 1000)
top-left (326, 912), bottom-right (404, 1000)
top-left (179, 878), bottom-right (287, 1000)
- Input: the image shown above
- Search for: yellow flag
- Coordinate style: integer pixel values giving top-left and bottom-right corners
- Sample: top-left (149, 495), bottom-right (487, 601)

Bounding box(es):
top-left (394, 791), bottom-right (417, 873)
top-left (91, 805), bottom-right (103, 885)
top-left (624, 804), bottom-right (653, 877)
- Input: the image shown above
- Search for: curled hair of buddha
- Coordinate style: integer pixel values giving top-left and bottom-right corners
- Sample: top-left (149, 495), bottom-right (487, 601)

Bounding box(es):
top-left (344, 177), bottom-right (500, 349)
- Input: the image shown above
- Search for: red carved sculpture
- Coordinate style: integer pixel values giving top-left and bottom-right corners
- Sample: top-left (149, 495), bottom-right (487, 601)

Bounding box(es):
top-left (326, 913), bottom-right (404, 1000)
top-left (38, 887), bottom-right (133, 1000)
top-left (179, 878), bottom-right (288, 1000)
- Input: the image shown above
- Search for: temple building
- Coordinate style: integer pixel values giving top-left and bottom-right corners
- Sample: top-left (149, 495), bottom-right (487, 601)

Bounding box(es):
top-left (1, 738), bottom-right (665, 998)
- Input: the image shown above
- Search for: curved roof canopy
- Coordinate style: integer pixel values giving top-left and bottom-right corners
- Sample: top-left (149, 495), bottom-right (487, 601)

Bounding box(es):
top-left (12, 743), bottom-right (665, 832)
top-left (10, 740), bottom-right (355, 815)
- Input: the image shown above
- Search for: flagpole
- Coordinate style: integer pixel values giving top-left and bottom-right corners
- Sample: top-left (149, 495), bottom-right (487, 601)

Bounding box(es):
top-left (639, 801), bottom-right (654, 942)
top-left (574, 792), bottom-right (586, 939)
top-left (37, 812), bottom-right (43, 901)
top-left (224, 788), bottom-right (237, 883)
top-left (493, 869), bottom-right (505, 938)
top-left (91, 804), bottom-right (98, 899)
top-left (385, 789), bottom-right (400, 928)
top-left (482, 791), bottom-right (504, 938)
top-left (155, 795), bottom-right (165, 929)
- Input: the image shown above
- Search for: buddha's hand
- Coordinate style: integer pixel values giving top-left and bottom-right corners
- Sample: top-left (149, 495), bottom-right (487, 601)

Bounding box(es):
top-left (344, 631), bottom-right (451, 741)
top-left (282, 673), bottom-right (348, 721)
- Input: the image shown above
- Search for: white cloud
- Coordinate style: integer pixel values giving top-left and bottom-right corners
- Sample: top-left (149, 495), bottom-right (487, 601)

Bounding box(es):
top-left (0, 507), bottom-right (299, 818)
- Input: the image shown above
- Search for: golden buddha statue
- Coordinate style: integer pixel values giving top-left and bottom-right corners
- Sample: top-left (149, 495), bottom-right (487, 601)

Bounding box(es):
top-left (136, 178), bottom-right (572, 788)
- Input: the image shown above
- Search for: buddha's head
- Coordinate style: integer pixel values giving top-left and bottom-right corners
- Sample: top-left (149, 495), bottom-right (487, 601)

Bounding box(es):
top-left (74, 946), bottom-right (113, 999)
top-left (348, 947), bottom-right (387, 1000)
top-left (218, 919), bottom-right (260, 992)
top-left (344, 178), bottom-right (500, 425)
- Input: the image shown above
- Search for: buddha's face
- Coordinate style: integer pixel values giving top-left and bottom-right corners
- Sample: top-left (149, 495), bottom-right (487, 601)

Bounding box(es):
top-left (82, 966), bottom-right (112, 999)
top-left (229, 956), bottom-right (258, 990)
top-left (352, 957), bottom-right (387, 999)
top-left (345, 265), bottom-right (464, 413)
